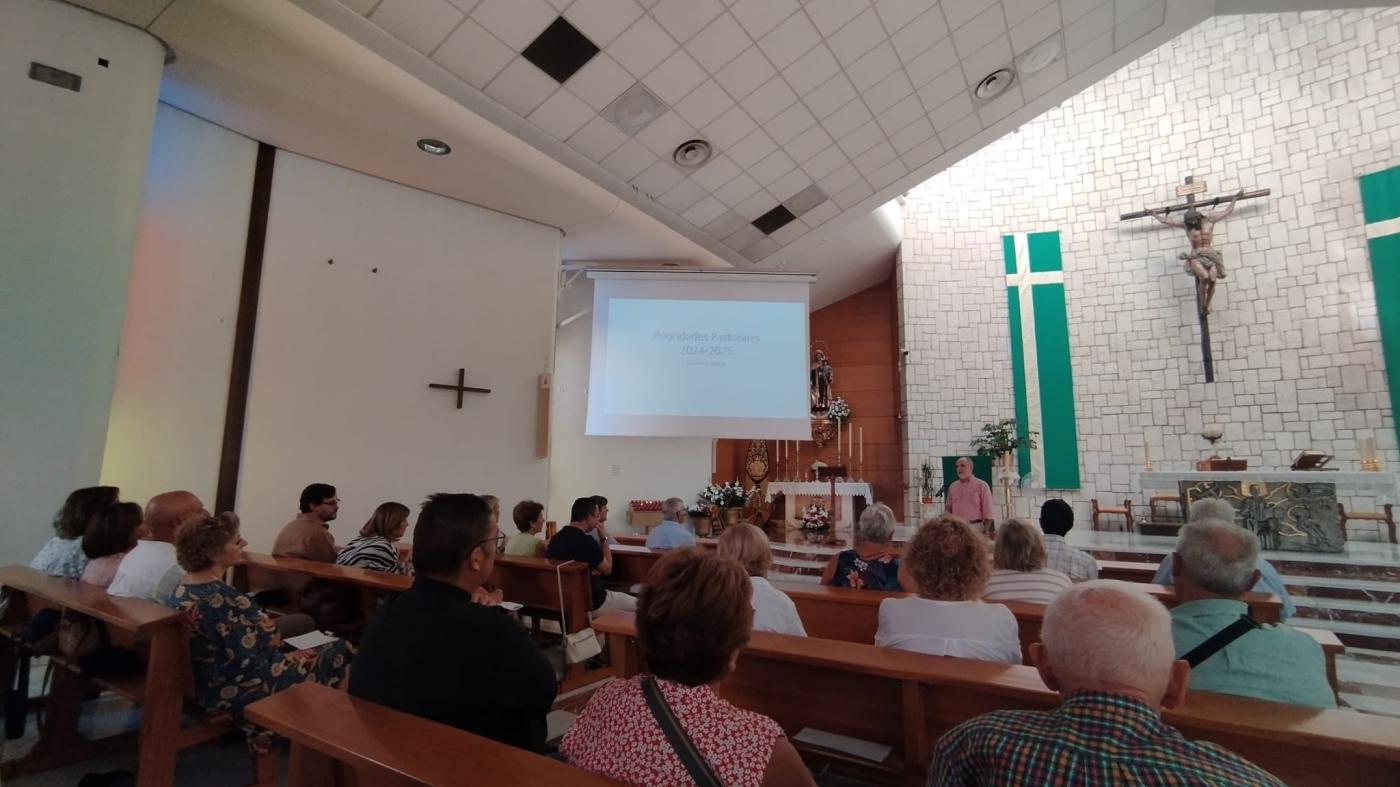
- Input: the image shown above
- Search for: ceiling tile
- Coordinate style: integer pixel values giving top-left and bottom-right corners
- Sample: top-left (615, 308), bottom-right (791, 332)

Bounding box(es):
top-left (916, 67), bottom-right (967, 112)
top-left (802, 145), bottom-right (848, 179)
top-left (782, 45), bottom-right (841, 96)
top-left (703, 209), bottom-right (750, 238)
top-left (838, 120), bottom-right (885, 158)
top-left (1010, 4), bottom-right (1061, 53)
top-left (771, 169), bottom-right (814, 203)
top-left (874, 0), bottom-right (927, 32)
top-left (764, 101), bottom-right (817, 144)
top-left (564, 0), bottom-right (644, 47)
top-left (371, 0), bottom-right (464, 55)
top-left (863, 69), bottom-right (914, 114)
top-left (737, 190), bottom-right (779, 221)
top-left (689, 154), bottom-right (742, 191)
top-left (1068, 34), bottom-right (1113, 78)
top-left (741, 235), bottom-right (780, 261)
top-left (447, 0), bottom-right (480, 10)
top-left (724, 223), bottom-right (764, 251)
top-left (685, 13), bottom-right (751, 74)
top-left (523, 17), bottom-right (602, 82)
top-left (727, 128), bottom-right (779, 168)
top-left (1065, 3), bottom-right (1111, 50)
top-left (876, 93), bottom-right (925, 134)
top-left (673, 79), bottom-right (733, 127)
top-left (632, 159), bottom-right (686, 197)
top-left (749, 149), bottom-right (797, 187)
top-left (758, 11), bottom-right (821, 70)
top-left (567, 52), bottom-right (634, 109)
top-left (433, 18), bottom-right (515, 89)
top-left (714, 172), bottom-right (763, 206)
top-left (891, 7), bottom-right (951, 63)
top-left (818, 163), bottom-right (863, 196)
top-left (651, 0), bottom-right (725, 42)
top-left (827, 8), bottom-right (885, 65)
top-left (904, 38), bottom-right (960, 87)
top-left (803, 73), bottom-right (857, 119)
top-left (852, 139), bottom-right (897, 175)
top-left (341, 0), bottom-right (380, 14)
top-left (847, 42), bottom-right (899, 91)
top-left (729, 0), bottom-right (799, 39)
top-left (899, 134), bottom-right (945, 170)
top-left (941, 0), bottom-right (998, 30)
top-left (643, 49), bottom-right (708, 104)
top-left (938, 110), bottom-right (983, 147)
top-left (601, 138), bottom-right (659, 179)
top-left (1060, 0), bottom-right (1104, 25)
top-left (610, 15), bottom-right (678, 78)
top-left (658, 177), bottom-right (708, 212)
top-left (1019, 56), bottom-right (1067, 99)
top-left (714, 46), bottom-right (777, 100)
top-left (635, 109), bottom-right (697, 156)
top-left (545, 0), bottom-right (569, 9)
top-left (1115, 0), bottom-right (1155, 17)
top-left (929, 92), bottom-right (976, 132)
top-left (471, 0), bottom-right (554, 50)
top-left (704, 105), bottom-right (759, 149)
top-left (568, 114), bottom-right (630, 160)
top-left (959, 36), bottom-right (1014, 87)
top-left (740, 76), bottom-right (798, 124)
top-left (832, 178), bottom-right (875, 209)
top-left (768, 217), bottom-right (809, 246)
top-left (801, 199), bottom-right (840, 227)
top-left (867, 157), bottom-right (908, 188)
top-left (803, 0), bottom-right (868, 37)
top-left (821, 99), bottom-right (873, 140)
top-left (1003, 0), bottom-right (1055, 26)
top-left (682, 195), bottom-right (728, 226)
top-left (953, 5), bottom-right (1008, 59)
top-left (888, 115), bottom-right (933, 153)
top-left (529, 87), bottom-right (597, 139)
top-left (1116, 0), bottom-right (1165, 49)
top-left (786, 124), bottom-right (834, 163)
top-left (485, 59), bottom-right (558, 115)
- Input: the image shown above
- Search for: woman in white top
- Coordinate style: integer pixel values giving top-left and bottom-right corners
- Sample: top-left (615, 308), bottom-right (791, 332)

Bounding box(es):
top-left (717, 523), bottom-right (807, 637)
top-left (875, 515), bottom-right (1021, 664)
top-left (982, 518), bottom-right (1073, 605)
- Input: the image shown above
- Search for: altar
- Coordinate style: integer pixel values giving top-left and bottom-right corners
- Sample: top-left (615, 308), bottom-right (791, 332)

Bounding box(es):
top-left (765, 480), bottom-right (874, 533)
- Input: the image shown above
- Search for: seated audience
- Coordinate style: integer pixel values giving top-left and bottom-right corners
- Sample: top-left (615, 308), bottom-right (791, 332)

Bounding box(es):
top-left (563, 548), bottom-right (816, 787)
top-left (80, 502), bottom-right (146, 588)
top-left (351, 494), bottom-right (557, 752)
top-left (336, 501), bottom-right (411, 574)
top-left (31, 485), bottom-right (118, 579)
top-left (929, 581), bottom-right (1285, 786)
top-left (876, 515), bottom-right (1021, 664)
top-left (821, 502), bottom-right (900, 590)
top-left (1038, 498), bottom-right (1098, 581)
top-left (587, 494), bottom-right (616, 545)
top-left (481, 494), bottom-right (501, 528)
top-left (1152, 497), bottom-right (1295, 619)
top-left (109, 490), bottom-right (208, 602)
top-left (547, 497), bottom-right (636, 613)
top-left (645, 497), bottom-right (698, 550)
top-left (719, 524), bottom-right (806, 636)
top-left (272, 482), bottom-right (339, 562)
top-left (982, 519), bottom-right (1072, 604)
top-left (504, 499), bottom-right (548, 557)
top-left (171, 513), bottom-right (351, 752)
top-left (1169, 519), bottom-right (1334, 708)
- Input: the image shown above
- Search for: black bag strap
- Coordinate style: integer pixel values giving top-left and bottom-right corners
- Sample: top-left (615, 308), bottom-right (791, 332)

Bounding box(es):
top-left (640, 676), bottom-right (724, 787)
top-left (1180, 613), bottom-right (1260, 668)
top-left (6, 644), bottom-right (30, 740)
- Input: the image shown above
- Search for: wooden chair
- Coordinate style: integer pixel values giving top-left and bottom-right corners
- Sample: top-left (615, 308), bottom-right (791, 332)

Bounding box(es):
top-left (1091, 498), bottom-right (1134, 532)
top-left (1337, 503), bottom-right (1397, 544)
top-left (245, 682), bottom-right (620, 786)
top-left (1149, 494), bottom-right (1184, 520)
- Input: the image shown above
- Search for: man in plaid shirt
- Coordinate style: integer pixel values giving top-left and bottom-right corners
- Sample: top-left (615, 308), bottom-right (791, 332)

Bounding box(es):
top-left (928, 581), bottom-right (1284, 786)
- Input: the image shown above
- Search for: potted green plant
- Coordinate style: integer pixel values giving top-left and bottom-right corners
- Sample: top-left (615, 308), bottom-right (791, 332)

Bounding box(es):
top-left (919, 459), bottom-right (936, 504)
top-left (971, 418), bottom-right (1038, 473)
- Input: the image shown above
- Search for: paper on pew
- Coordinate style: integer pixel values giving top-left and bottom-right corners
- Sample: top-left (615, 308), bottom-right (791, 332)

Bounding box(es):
top-left (793, 728), bottom-right (892, 763)
top-left (284, 630), bottom-right (339, 650)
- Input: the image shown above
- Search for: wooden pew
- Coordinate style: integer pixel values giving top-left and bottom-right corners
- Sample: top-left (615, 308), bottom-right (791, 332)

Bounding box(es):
top-left (245, 682), bottom-right (619, 786)
top-left (592, 611), bottom-right (1400, 787)
top-left (1097, 559), bottom-right (1159, 583)
top-left (0, 566), bottom-right (242, 787)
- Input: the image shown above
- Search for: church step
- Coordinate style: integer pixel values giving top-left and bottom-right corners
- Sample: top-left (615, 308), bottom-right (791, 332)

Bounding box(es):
top-left (1294, 618), bottom-right (1400, 653)
top-left (1291, 597), bottom-right (1400, 629)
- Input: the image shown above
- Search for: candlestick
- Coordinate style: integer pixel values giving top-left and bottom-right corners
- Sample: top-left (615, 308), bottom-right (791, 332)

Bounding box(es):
top-left (1144, 435), bottom-right (1153, 471)
top-left (1361, 436), bottom-right (1380, 472)
top-left (836, 419), bottom-right (842, 465)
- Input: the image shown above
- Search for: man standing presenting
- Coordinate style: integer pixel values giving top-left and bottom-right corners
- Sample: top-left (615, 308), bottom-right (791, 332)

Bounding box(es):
top-left (946, 457), bottom-right (994, 535)
top-left (547, 497), bottom-right (636, 613)
top-left (273, 483), bottom-right (339, 562)
top-left (108, 490), bottom-right (209, 603)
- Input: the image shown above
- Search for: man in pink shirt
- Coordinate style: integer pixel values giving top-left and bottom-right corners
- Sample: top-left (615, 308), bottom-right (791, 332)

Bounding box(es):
top-left (946, 456), bottom-right (995, 535)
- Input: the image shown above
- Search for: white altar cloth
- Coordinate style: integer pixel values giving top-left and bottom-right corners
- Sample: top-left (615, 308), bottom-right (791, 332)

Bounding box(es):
top-left (765, 481), bottom-right (874, 531)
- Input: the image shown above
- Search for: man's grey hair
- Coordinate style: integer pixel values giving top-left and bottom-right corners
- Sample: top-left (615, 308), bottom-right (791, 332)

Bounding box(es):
top-left (1042, 581), bottom-right (1175, 697)
top-left (1188, 497), bottom-right (1236, 525)
top-left (1175, 519), bottom-right (1259, 596)
top-left (662, 497), bottom-right (687, 522)
top-left (856, 503), bottom-right (896, 544)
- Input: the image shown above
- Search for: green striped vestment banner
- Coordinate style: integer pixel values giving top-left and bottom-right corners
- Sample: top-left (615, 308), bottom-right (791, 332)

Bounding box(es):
top-left (1359, 165), bottom-right (1400, 451)
top-left (1003, 231), bottom-right (1080, 489)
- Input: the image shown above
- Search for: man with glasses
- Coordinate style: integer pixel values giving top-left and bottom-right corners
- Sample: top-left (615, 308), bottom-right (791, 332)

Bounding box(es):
top-left (350, 493), bottom-right (557, 752)
top-left (272, 482), bottom-right (340, 563)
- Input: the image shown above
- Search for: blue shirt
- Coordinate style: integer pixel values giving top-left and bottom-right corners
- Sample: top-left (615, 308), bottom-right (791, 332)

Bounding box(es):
top-left (645, 520), bottom-right (697, 550)
top-left (1170, 598), bottom-right (1334, 708)
top-left (1153, 553), bottom-right (1295, 620)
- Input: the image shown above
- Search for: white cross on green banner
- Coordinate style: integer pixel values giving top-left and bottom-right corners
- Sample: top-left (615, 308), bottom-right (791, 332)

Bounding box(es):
top-left (1359, 165), bottom-right (1400, 451)
top-left (1004, 231), bottom-right (1080, 489)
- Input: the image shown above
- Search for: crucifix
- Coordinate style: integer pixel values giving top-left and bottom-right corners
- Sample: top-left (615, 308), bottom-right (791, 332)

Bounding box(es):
top-left (1120, 175), bottom-right (1271, 382)
top-left (427, 367), bottom-right (491, 409)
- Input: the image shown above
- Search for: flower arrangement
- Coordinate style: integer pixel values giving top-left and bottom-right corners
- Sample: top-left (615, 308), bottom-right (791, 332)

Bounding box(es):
top-left (687, 502), bottom-right (714, 518)
top-left (826, 396), bottom-right (851, 423)
top-left (699, 481), bottom-right (748, 508)
top-left (629, 499), bottom-right (663, 512)
top-left (800, 501), bottom-right (830, 532)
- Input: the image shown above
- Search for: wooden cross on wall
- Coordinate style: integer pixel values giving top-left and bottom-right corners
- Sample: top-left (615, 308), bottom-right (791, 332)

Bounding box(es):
top-left (428, 368), bottom-right (491, 409)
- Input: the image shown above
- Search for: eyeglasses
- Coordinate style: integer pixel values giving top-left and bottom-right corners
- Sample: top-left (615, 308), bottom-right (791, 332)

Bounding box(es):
top-left (471, 532), bottom-right (507, 554)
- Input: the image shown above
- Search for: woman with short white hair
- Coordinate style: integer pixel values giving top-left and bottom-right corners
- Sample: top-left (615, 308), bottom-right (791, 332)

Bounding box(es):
top-left (821, 503), bottom-right (900, 591)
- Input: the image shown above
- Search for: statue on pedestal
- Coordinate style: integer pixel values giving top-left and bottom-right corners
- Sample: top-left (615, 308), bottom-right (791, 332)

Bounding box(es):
top-left (810, 347), bottom-right (834, 414)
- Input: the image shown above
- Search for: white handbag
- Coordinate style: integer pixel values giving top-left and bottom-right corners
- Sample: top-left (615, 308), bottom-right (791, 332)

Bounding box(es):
top-left (556, 561), bottom-right (601, 664)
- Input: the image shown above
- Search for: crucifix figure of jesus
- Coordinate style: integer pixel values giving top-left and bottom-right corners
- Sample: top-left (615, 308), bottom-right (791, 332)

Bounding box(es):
top-left (1149, 188), bottom-right (1244, 316)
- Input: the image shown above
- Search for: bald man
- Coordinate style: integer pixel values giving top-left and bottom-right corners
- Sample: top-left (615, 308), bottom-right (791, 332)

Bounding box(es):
top-left (945, 456), bottom-right (994, 533)
top-left (108, 491), bottom-right (208, 604)
top-left (929, 581), bottom-right (1284, 786)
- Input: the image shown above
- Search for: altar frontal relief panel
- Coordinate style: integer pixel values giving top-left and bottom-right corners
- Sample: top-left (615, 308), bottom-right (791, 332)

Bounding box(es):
top-left (586, 272), bottom-right (812, 439)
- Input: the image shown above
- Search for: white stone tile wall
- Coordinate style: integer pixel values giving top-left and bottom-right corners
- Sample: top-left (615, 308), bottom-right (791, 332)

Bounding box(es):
top-left (898, 9), bottom-right (1400, 530)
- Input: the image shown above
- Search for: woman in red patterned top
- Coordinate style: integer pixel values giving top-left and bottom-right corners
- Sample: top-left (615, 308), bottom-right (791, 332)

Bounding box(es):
top-left (562, 548), bottom-right (815, 787)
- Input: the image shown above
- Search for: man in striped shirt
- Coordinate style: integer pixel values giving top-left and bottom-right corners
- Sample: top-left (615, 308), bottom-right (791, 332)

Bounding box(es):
top-left (929, 582), bottom-right (1284, 786)
top-left (1038, 499), bottom-right (1098, 581)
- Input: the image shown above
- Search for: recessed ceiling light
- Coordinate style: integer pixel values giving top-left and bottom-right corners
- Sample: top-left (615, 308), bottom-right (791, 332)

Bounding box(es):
top-left (606, 83), bottom-right (667, 135)
top-left (416, 138), bottom-right (451, 156)
top-left (974, 68), bottom-right (1016, 100)
top-left (672, 139), bottom-right (713, 170)
top-left (1017, 34), bottom-right (1063, 76)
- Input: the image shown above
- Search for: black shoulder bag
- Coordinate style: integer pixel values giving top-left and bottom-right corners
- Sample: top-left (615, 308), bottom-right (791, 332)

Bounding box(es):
top-left (1180, 613), bottom-right (1260, 668)
top-left (640, 676), bottom-right (724, 787)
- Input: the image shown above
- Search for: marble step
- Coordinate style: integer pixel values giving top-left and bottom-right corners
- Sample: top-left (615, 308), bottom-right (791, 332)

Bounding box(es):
top-left (1291, 596), bottom-right (1400, 628)
top-left (1293, 618), bottom-right (1400, 652)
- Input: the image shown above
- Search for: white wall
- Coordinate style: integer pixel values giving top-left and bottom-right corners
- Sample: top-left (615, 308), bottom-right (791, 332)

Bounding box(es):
top-left (101, 104), bottom-right (256, 506)
top-left (548, 277), bottom-right (714, 532)
top-left (234, 152), bottom-right (561, 549)
top-left (0, 0), bottom-right (165, 559)
top-left (899, 9), bottom-right (1400, 521)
